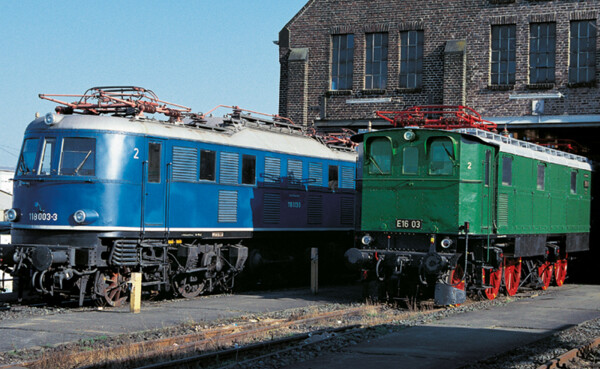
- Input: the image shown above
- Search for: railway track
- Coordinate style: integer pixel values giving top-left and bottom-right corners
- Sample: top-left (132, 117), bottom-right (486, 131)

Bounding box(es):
top-left (0, 305), bottom-right (420, 369)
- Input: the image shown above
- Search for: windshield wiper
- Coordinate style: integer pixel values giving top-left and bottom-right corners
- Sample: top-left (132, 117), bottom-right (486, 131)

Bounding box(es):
top-left (74, 151), bottom-right (92, 175)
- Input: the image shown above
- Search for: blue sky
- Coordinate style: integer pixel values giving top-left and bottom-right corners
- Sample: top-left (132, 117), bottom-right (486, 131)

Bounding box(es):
top-left (0, 0), bottom-right (307, 169)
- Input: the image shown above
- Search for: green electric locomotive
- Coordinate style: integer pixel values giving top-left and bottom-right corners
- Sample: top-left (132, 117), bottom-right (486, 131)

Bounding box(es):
top-left (345, 106), bottom-right (592, 305)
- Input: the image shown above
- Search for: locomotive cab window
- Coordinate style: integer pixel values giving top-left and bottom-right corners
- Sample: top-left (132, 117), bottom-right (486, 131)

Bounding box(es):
top-left (367, 137), bottom-right (392, 174)
top-left (502, 156), bottom-right (513, 186)
top-left (571, 171), bottom-right (577, 194)
top-left (242, 155), bottom-right (256, 185)
top-left (402, 146), bottom-right (418, 174)
top-left (17, 137), bottom-right (40, 175)
top-left (428, 138), bottom-right (454, 175)
top-left (200, 150), bottom-right (216, 181)
top-left (39, 138), bottom-right (56, 176)
top-left (59, 137), bottom-right (96, 176)
top-left (484, 150), bottom-right (491, 186)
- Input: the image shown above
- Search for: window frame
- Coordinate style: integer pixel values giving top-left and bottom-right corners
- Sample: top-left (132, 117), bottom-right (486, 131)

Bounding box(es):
top-left (399, 30), bottom-right (424, 89)
top-left (147, 142), bottom-right (161, 183)
top-left (536, 163), bottom-right (545, 191)
top-left (491, 24), bottom-right (517, 86)
top-left (38, 137), bottom-right (56, 176)
top-left (367, 136), bottom-right (393, 175)
top-left (402, 146), bottom-right (419, 175)
top-left (530, 22), bottom-right (556, 84)
top-left (427, 137), bottom-right (455, 176)
top-left (58, 137), bottom-right (96, 177)
top-left (331, 34), bottom-right (355, 91)
top-left (571, 171), bottom-right (578, 194)
top-left (365, 32), bottom-right (389, 89)
top-left (501, 156), bottom-right (513, 186)
top-left (569, 20), bottom-right (597, 85)
top-left (17, 137), bottom-right (40, 176)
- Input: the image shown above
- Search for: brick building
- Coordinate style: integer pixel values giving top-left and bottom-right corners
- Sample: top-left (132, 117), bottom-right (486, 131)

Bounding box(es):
top-left (278, 0), bottom-right (600, 157)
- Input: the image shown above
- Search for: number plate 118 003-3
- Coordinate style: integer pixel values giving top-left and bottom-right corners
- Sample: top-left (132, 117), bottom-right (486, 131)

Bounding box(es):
top-left (396, 219), bottom-right (422, 229)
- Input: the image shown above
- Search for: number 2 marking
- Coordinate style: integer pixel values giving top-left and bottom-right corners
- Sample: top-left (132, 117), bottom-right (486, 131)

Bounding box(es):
top-left (133, 148), bottom-right (139, 159)
top-left (467, 162), bottom-right (472, 169)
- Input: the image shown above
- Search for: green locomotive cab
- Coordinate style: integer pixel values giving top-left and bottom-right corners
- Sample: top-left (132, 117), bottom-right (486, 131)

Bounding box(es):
top-left (347, 123), bottom-right (592, 305)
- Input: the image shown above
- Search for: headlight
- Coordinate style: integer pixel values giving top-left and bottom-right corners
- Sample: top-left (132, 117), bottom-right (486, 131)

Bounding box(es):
top-left (6, 208), bottom-right (18, 222)
top-left (403, 130), bottom-right (416, 141)
top-left (440, 238), bottom-right (453, 249)
top-left (361, 234), bottom-right (373, 246)
top-left (73, 209), bottom-right (99, 225)
top-left (73, 210), bottom-right (86, 224)
top-left (44, 112), bottom-right (63, 126)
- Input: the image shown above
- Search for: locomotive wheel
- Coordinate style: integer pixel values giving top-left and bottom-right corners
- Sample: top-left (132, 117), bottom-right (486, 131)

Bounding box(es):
top-left (173, 273), bottom-right (205, 298)
top-left (449, 265), bottom-right (465, 291)
top-left (94, 271), bottom-right (128, 307)
top-left (554, 258), bottom-right (568, 287)
top-left (537, 261), bottom-right (554, 290)
top-left (483, 266), bottom-right (502, 300)
top-left (503, 258), bottom-right (522, 296)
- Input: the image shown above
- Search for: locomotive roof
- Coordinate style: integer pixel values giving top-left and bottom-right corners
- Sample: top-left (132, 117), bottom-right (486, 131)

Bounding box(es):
top-left (355, 127), bottom-right (592, 171)
top-left (27, 114), bottom-right (356, 162)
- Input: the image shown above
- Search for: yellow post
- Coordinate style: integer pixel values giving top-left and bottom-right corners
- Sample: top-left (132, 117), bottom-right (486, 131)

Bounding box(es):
top-left (130, 272), bottom-right (142, 313)
top-left (311, 248), bottom-right (318, 294)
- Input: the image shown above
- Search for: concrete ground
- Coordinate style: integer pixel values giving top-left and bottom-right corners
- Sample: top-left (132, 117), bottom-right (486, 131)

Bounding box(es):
top-left (284, 284), bottom-right (600, 369)
top-left (0, 285), bottom-right (363, 352)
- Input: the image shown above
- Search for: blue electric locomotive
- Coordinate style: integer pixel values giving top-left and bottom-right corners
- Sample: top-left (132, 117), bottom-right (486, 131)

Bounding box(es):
top-left (0, 87), bottom-right (357, 306)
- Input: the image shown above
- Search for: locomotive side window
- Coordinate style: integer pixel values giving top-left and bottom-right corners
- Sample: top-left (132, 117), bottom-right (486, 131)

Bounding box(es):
top-left (537, 164), bottom-right (545, 191)
top-left (39, 138), bottom-right (55, 175)
top-left (367, 137), bottom-right (392, 174)
top-left (200, 150), bottom-right (216, 181)
top-left (428, 138), bottom-right (454, 175)
top-left (17, 138), bottom-right (40, 175)
top-left (502, 156), bottom-right (512, 186)
top-left (148, 142), bottom-right (161, 183)
top-left (571, 171), bottom-right (577, 194)
top-left (328, 165), bottom-right (339, 190)
top-left (242, 155), bottom-right (256, 185)
top-left (402, 146), bottom-right (418, 174)
top-left (59, 138), bottom-right (96, 176)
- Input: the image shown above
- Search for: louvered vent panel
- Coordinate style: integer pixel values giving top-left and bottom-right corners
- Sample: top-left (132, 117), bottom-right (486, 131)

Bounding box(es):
top-left (264, 157), bottom-right (281, 185)
top-left (172, 146), bottom-right (198, 182)
top-left (341, 196), bottom-right (355, 224)
top-left (308, 195), bottom-right (323, 224)
top-left (498, 193), bottom-right (509, 227)
top-left (288, 159), bottom-right (303, 187)
top-left (308, 162), bottom-right (323, 187)
top-left (340, 166), bottom-right (355, 189)
top-left (220, 152), bottom-right (239, 184)
top-left (218, 190), bottom-right (238, 223)
top-left (263, 193), bottom-right (281, 224)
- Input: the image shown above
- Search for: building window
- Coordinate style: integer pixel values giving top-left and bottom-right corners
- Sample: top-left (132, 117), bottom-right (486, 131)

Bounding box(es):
top-left (331, 34), bottom-right (354, 90)
top-left (569, 20), bottom-right (596, 85)
top-left (491, 25), bottom-right (516, 85)
top-left (399, 30), bottom-right (423, 89)
top-left (365, 33), bottom-right (388, 89)
top-left (530, 23), bottom-right (556, 84)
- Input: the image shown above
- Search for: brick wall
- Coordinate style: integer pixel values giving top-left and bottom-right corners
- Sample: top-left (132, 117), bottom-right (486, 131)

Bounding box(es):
top-left (279, 0), bottom-right (600, 127)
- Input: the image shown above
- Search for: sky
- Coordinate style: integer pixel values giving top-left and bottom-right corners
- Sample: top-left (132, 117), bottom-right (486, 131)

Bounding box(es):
top-left (0, 0), bottom-right (307, 169)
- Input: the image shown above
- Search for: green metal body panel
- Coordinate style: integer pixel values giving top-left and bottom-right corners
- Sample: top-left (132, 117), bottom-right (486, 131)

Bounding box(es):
top-left (360, 128), bottom-right (591, 238)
